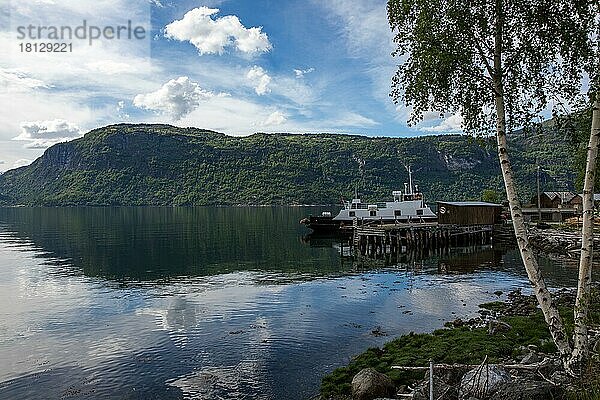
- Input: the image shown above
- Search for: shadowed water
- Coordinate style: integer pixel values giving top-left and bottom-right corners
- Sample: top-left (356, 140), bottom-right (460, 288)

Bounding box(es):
top-left (0, 207), bottom-right (583, 399)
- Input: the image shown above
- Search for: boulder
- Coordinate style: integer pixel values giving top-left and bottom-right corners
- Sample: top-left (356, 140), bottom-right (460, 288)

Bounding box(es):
top-left (351, 368), bottom-right (396, 400)
top-left (459, 364), bottom-right (511, 399)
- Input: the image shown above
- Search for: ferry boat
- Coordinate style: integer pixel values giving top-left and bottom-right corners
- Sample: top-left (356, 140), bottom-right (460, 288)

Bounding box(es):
top-left (300, 167), bottom-right (436, 233)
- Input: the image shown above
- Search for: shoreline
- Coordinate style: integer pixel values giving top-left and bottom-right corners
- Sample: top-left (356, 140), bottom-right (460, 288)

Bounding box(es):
top-left (319, 286), bottom-right (600, 400)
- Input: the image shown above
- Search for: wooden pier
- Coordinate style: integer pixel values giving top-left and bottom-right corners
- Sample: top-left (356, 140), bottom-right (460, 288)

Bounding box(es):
top-left (347, 222), bottom-right (495, 260)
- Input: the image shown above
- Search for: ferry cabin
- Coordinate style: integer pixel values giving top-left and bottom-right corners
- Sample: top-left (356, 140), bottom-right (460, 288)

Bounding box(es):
top-left (333, 190), bottom-right (436, 223)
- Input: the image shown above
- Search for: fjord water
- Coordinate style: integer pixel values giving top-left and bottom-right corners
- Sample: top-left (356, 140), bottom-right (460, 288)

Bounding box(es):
top-left (0, 207), bottom-right (581, 399)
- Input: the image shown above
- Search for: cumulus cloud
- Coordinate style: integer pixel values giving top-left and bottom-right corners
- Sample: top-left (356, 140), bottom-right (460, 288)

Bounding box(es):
top-left (421, 113), bottom-right (463, 133)
top-left (261, 111), bottom-right (286, 126)
top-left (165, 7), bottom-right (272, 55)
top-left (133, 76), bottom-right (218, 120)
top-left (293, 68), bottom-right (314, 78)
top-left (13, 119), bottom-right (83, 149)
top-left (13, 159), bottom-right (33, 168)
top-left (247, 66), bottom-right (271, 95)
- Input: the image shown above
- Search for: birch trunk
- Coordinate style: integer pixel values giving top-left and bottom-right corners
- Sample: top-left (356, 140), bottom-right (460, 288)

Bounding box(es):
top-left (570, 91), bottom-right (600, 372)
top-left (494, 93), bottom-right (572, 363)
top-left (491, 0), bottom-right (571, 363)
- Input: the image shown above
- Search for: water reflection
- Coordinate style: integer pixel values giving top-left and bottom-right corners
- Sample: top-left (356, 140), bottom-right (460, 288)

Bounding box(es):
top-left (0, 207), bottom-right (587, 400)
top-left (0, 207), bottom-right (348, 281)
top-left (302, 230), bottom-right (588, 288)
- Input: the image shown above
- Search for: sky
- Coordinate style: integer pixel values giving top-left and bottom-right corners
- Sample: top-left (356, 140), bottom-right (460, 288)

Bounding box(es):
top-left (0, 0), bottom-right (461, 171)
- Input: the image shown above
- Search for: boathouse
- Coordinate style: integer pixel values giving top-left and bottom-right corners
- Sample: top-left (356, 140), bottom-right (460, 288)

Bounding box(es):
top-left (437, 201), bottom-right (503, 226)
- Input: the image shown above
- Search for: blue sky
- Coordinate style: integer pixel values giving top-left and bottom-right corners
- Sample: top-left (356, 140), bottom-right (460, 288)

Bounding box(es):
top-left (0, 0), bottom-right (459, 171)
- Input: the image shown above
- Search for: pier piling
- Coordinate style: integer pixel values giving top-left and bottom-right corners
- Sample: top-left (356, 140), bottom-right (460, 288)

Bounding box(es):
top-left (348, 222), bottom-right (495, 260)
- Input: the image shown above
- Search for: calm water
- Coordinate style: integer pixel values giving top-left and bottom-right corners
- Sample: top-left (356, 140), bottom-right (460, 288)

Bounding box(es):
top-left (0, 207), bottom-right (582, 399)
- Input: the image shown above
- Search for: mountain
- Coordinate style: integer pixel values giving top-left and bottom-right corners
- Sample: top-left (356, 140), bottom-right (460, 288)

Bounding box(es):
top-left (0, 123), bottom-right (577, 206)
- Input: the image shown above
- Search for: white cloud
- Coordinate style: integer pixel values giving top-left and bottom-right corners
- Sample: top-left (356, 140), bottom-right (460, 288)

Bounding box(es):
top-left (261, 111), bottom-right (286, 126)
top-left (421, 113), bottom-right (463, 133)
top-left (13, 119), bottom-right (83, 149)
top-left (143, 92), bottom-right (379, 136)
top-left (420, 110), bottom-right (445, 122)
top-left (1, 0), bottom-right (155, 95)
top-left (0, 68), bottom-right (48, 91)
top-left (246, 66), bottom-right (271, 95)
top-left (165, 7), bottom-right (272, 55)
top-left (174, 95), bottom-right (271, 135)
top-left (294, 68), bottom-right (315, 78)
top-left (316, 0), bottom-right (396, 109)
top-left (13, 159), bottom-right (33, 168)
top-left (167, 59), bottom-right (317, 107)
top-left (133, 76), bottom-right (218, 120)
top-left (0, 86), bottom-right (99, 165)
top-left (0, 0), bottom-right (158, 164)
top-left (85, 60), bottom-right (133, 75)
top-left (117, 101), bottom-right (130, 119)
top-left (11, 0), bottom-right (146, 17)
top-left (332, 112), bottom-right (379, 127)
top-left (0, 160), bottom-right (5, 165)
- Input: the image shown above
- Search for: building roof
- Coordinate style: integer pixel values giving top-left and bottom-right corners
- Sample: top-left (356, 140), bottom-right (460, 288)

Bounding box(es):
top-left (542, 191), bottom-right (579, 203)
top-left (437, 201), bottom-right (502, 207)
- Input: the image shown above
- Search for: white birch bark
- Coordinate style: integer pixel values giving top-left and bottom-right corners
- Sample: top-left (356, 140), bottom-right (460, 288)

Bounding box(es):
top-left (571, 91), bottom-right (600, 371)
top-left (494, 93), bottom-right (572, 362)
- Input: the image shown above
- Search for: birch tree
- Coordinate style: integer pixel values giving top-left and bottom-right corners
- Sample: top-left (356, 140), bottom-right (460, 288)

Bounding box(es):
top-left (387, 0), bottom-right (596, 371)
top-left (571, 11), bottom-right (599, 371)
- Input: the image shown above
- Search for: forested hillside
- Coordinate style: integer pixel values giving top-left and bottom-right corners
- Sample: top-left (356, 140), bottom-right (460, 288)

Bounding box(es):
top-left (0, 124), bottom-right (577, 206)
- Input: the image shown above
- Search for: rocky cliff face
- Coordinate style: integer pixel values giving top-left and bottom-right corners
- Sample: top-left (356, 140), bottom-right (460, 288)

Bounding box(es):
top-left (0, 123), bottom-right (576, 206)
top-left (39, 141), bottom-right (83, 170)
top-left (441, 152), bottom-right (485, 171)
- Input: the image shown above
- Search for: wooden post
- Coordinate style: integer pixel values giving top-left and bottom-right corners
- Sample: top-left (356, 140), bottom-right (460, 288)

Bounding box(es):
top-left (429, 359), bottom-right (434, 400)
top-left (370, 235), bottom-right (375, 257)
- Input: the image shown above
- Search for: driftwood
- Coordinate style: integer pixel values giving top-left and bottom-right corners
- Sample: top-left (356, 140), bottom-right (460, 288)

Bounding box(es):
top-left (391, 357), bottom-right (552, 371)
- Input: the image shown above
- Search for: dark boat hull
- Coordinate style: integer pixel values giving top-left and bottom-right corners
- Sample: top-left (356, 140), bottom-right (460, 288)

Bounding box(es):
top-left (301, 216), bottom-right (341, 232)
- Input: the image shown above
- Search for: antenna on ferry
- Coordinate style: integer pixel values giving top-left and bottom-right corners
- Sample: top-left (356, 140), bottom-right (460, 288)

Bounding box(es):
top-left (405, 165), bottom-right (413, 195)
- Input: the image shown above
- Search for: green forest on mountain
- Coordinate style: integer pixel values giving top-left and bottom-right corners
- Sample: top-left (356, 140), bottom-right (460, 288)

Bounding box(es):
top-left (0, 123), bottom-right (580, 206)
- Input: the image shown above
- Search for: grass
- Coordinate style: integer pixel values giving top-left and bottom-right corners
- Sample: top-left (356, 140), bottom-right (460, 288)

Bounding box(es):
top-left (321, 312), bottom-right (554, 399)
top-left (320, 290), bottom-right (600, 400)
top-left (479, 301), bottom-right (508, 312)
